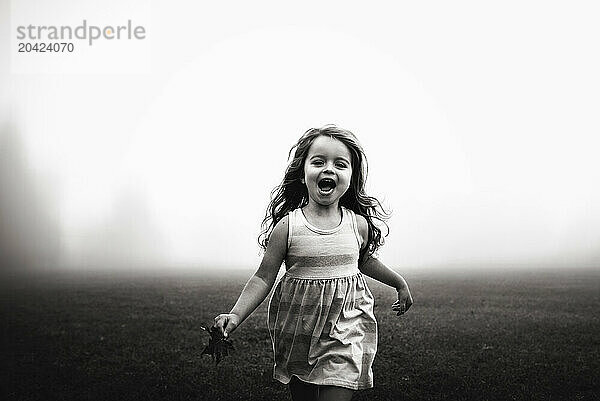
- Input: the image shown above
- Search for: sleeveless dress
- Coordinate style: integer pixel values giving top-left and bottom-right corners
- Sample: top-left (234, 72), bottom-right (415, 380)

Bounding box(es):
top-left (267, 206), bottom-right (378, 390)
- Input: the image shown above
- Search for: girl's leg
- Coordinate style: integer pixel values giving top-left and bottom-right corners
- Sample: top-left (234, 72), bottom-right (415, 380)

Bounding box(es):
top-left (317, 385), bottom-right (354, 401)
top-left (288, 376), bottom-right (319, 401)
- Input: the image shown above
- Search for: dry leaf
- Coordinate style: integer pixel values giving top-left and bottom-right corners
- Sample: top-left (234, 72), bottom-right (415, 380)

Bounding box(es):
top-left (200, 325), bottom-right (234, 365)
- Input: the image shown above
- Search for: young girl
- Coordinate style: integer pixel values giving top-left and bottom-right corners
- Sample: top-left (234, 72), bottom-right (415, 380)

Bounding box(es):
top-left (213, 125), bottom-right (413, 401)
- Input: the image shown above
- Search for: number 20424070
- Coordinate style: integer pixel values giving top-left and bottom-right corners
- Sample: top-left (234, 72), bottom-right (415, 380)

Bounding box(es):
top-left (18, 42), bottom-right (74, 52)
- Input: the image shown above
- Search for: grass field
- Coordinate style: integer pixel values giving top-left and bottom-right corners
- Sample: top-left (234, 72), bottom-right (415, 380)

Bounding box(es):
top-left (1, 267), bottom-right (599, 400)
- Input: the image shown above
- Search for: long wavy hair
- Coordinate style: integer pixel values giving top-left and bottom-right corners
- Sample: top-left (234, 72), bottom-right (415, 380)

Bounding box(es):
top-left (258, 125), bottom-right (390, 263)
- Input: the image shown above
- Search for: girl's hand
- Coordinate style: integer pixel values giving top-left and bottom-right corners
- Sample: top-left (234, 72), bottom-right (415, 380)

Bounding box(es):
top-left (392, 285), bottom-right (413, 316)
top-left (212, 313), bottom-right (240, 338)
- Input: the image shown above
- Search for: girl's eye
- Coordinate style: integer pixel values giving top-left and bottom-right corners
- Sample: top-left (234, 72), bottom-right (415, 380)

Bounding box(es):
top-left (336, 162), bottom-right (348, 168)
top-left (312, 160), bottom-right (324, 166)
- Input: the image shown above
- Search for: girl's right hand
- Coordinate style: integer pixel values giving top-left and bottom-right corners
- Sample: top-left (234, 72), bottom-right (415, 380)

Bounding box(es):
top-left (212, 313), bottom-right (240, 338)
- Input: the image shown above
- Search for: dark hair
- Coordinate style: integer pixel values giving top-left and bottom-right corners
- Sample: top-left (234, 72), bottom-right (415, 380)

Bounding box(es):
top-left (258, 124), bottom-right (389, 263)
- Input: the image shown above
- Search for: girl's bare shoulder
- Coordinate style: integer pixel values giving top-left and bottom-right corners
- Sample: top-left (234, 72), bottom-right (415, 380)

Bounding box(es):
top-left (273, 214), bottom-right (289, 232)
top-left (355, 213), bottom-right (368, 249)
top-left (256, 215), bottom-right (289, 283)
top-left (271, 214), bottom-right (289, 241)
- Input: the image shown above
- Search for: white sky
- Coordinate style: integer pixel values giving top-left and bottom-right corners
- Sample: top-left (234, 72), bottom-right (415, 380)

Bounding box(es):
top-left (2, 0), bottom-right (599, 271)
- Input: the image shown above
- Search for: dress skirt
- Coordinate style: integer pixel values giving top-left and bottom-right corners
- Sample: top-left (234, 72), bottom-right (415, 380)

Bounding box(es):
top-left (267, 271), bottom-right (378, 390)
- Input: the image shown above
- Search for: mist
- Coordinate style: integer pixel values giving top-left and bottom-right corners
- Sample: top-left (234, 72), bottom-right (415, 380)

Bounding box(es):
top-left (2, 1), bottom-right (600, 276)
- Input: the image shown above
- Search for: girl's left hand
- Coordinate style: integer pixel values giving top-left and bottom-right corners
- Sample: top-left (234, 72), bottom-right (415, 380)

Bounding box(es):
top-left (392, 285), bottom-right (413, 316)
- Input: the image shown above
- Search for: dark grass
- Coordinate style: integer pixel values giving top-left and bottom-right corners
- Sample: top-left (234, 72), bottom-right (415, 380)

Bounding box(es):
top-left (1, 267), bottom-right (599, 400)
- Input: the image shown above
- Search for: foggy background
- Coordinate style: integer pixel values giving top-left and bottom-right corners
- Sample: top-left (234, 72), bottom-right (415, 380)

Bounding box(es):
top-left (2, 0), bottom-right (599, 276)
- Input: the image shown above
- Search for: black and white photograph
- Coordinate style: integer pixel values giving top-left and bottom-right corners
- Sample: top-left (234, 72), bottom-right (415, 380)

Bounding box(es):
top-left (1, 1), bottom-right (599, 400)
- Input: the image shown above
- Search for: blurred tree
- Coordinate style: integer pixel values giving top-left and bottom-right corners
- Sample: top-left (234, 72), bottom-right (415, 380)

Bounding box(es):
top-left (0, 124), bottom-right (60, 276)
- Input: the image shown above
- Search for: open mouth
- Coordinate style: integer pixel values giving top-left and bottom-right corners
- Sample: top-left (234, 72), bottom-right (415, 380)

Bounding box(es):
top-left (317, 178), bottom-right (336, 195)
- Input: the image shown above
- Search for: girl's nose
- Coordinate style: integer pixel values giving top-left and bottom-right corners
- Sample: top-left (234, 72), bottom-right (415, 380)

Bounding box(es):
top-left (323, 162), bottom-right (334, 173)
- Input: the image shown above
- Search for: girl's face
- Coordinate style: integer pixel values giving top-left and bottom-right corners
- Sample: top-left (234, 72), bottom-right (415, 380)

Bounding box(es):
top-left (302, 135), bottom-right (353, 208)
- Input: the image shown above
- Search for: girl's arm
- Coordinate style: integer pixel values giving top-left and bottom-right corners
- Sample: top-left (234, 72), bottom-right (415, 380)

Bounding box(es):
top-left (213, 216), bottom-right (288, 337)
top-left (359, 255), bottom-right (409, 291)
top-left (356, 215), bottom-right (413, 314)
